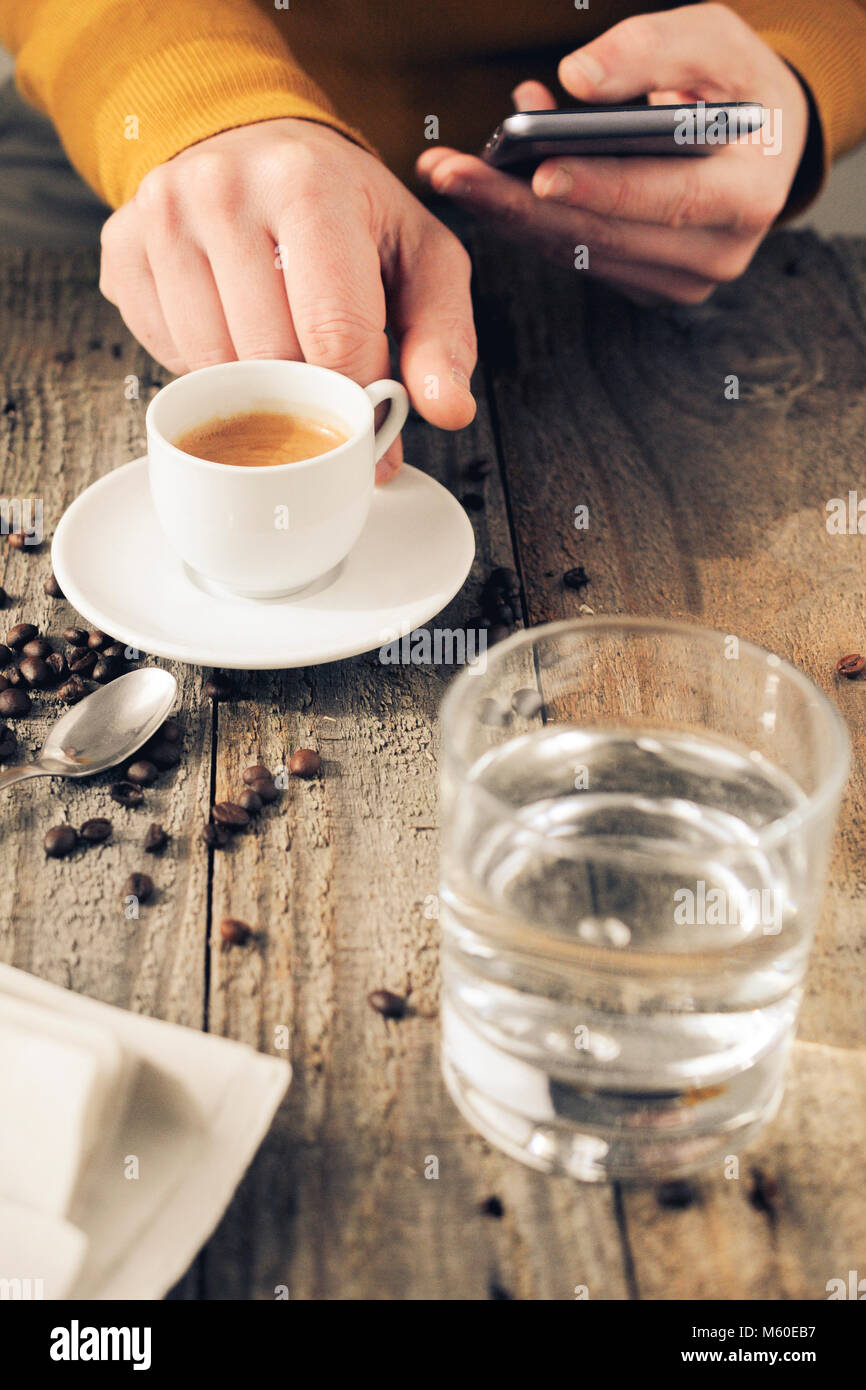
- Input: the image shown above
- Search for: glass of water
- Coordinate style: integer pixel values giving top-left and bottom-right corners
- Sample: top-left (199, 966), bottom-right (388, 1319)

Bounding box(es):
top-left (439, 618), bottom-right (849, 1182)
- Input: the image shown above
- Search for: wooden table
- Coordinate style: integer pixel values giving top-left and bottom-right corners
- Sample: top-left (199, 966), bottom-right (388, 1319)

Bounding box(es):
top-left (1, 229), bottom-right (865, 1301)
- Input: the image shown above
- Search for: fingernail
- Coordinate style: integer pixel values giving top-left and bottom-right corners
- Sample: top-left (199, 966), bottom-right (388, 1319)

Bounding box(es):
top-left (566, 52), bottom-right (606, 88)
top-left (538, 167), bottom-right (573, 199)
top-left (451, 364), bottom-right (472, 392)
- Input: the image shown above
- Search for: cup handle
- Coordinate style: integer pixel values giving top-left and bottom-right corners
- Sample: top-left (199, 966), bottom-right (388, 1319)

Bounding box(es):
top-left (365, 380), bottom-right (410, 464)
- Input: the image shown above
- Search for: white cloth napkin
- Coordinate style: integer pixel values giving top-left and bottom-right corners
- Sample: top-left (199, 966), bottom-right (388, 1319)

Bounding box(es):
top-left (0, 963), bottom-right (290, 1299)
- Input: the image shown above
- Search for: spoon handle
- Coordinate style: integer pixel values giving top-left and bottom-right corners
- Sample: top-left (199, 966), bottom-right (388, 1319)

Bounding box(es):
top-left (0, 764), bottom-right (44, 791)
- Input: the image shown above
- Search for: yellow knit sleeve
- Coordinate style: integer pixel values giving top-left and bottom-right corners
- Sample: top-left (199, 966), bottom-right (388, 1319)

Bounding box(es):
top-left (724, 0), bottom-right (866, 168)
top-left (0, 0), bottom-right (375, 209)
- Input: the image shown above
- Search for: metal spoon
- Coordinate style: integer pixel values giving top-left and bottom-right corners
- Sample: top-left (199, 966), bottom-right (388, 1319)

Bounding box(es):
top-left (0, 668), bottom-right (178, 791)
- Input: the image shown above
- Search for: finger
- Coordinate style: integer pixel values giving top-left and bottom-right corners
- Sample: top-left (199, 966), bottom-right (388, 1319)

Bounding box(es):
top-left (531, 146), bottom-right (780, 234)
top-left (205, 230), bottom-right (303, 361)
top-left (589, 253), bottom-right (718, 304)
top-left (387, 224), bottom-right (476, 430)
top-left (100, 216), bottom-right (187, 374)
top-left (558, 4), bottom-right (771, 104)
top-left (512, 80), bottom-right (557, 112)
top-left (147, 236), bottom-right (236, 369)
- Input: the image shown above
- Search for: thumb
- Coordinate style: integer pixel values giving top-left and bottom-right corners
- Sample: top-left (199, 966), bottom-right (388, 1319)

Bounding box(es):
top-left (559, 5), bottom-right (761, 104)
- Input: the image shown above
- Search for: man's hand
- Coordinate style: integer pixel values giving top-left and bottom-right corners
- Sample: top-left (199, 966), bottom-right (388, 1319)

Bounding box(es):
top-left (416, 3), bottom-right (809, 305)
top-left (100, 119), bottom-right (477, 481)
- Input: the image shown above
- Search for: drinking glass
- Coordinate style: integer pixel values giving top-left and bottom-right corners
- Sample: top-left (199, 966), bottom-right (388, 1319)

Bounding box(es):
top-left (439, 618), bottom-right (849, 1181)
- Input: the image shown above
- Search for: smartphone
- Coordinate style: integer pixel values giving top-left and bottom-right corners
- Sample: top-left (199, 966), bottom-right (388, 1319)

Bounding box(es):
top-left (481, 103), bottom-right (765, 170)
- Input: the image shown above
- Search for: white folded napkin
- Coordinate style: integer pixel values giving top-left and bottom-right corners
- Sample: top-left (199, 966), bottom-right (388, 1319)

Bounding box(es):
top-left (0, 963), bottom-right (290, 1299)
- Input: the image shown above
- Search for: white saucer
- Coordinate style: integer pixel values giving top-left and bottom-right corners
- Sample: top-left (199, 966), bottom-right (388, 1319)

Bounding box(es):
top-left (52, 458), bottom-right (475, 669)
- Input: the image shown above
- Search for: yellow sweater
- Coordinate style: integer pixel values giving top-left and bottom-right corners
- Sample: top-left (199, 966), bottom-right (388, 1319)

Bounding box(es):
top-left (1, 0), bottom-right (865, 209)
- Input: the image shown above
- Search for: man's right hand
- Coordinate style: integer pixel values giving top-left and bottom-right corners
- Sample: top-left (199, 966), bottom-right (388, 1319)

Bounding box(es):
top-left (99, 118), bottom-right (477, 482)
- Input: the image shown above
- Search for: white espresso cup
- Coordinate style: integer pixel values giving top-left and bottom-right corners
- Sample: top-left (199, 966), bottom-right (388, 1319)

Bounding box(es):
top-left (146, 359), bottom-right (409, 599)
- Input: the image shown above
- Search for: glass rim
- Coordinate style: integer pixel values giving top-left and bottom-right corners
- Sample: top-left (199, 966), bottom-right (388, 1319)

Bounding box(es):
top-left (440, 616), bottom-right (851, 855)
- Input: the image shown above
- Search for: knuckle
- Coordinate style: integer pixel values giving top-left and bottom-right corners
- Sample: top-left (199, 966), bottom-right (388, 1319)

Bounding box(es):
top-left (673, 278), bottom-right (717, 305)
top-left (186, 345), bottom-right (235, 370)
top-left (610, 15), bottom-right (660, 68)
top-left (185, 156), bottom-right (240, 215)
top-left (665, 180), bottom-right (707, 230)
top-left (303, 312), bottom-right (383, 371)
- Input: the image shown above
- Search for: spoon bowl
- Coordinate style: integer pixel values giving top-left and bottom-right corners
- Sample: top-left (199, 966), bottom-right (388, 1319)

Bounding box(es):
top-left (0, 668), bottom-right (178, 789)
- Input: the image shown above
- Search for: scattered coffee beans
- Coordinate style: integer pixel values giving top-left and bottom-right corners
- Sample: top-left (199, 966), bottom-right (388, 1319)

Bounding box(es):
top-left (6, 622), bottom-right (37, 649)
top-left (111, 780), bottom-right (144, 808)
top-left (159, 717), bottom-right (181, 744)
top-left (126, 759), bottom-right (158, 787)
top-left (236, 788), bottom-right (263, 815)
top-left (19, 656), bottom-right (51, 688)
top-left (63, 627), bottom-right (88, 647)
top-left (70, 650), bottom-right (98, 675)
top-left (0, 676), bottom-right (7, 693)
top-left (219, 918), bottom-right (251, 945)
top-left (478, 697), bottom-right (509, 727)
top-left (57, 676), bottom-right (87, 703)
top-left (144, 823), bottom-right (169, 854)
top-left (102, 642), bottom-right (127, 660)
top-left (480, 1195), bottom-right (504, 1219)
top-left (0, 587), bottom-right (7, 608)
top-left (124, 872), bottom-right (154, 903)
top-left (242, 764), bottom-right (272, 785)
top-left (0, 643), bottom-right (11, 665)
top-left (0, 688), bottom-right (31, 717)
top-left (248, 775), bottom-right (278, 803)
top-left (45, 651), bottom-right (68, 683)
top-left (4, 667), bottom-right (22, 687)
top-left (92, 658), bottom-right (118, 683)
top-left (463, 456), bottom-right (492, 480)
top-left (21, 638), bottom-right (52, 658)
top-left (655, 1179), bottom-right (697, 1211)
top-left (43, 573), bottom-right (64, 599)
top-left (289, 748), bottom-right (321, 778)
top-left (79, 817), bottom-right (112, 844)
top-left (44, 825), bottom-right (77, 858)
top-left (202, 821), bottom-right (231, 849)
top-left (87, 630), bottom-right (110, 650)
top-left (367, 989), bottom-right (408, 1020)
top-left (145, 740), bottom-right (181, 770)
top-left (488, 624), bottom-right (511, 645)
top-left (7, 531), bottom-right (26, 550)
top-left (0, 725), bottom-right (16, 759)
top-left (836, 652), bottom-right (865, 678)
top-left (511, 688), bottom-right (543, 718)
top-left (562, 565), bottom-right (589, 592)
top-left (212, 801), bottom-right (250, 830)
top-left (204, 674), bottom-right (232, 700)
top-left (460, 492), bottom-right (485, 512)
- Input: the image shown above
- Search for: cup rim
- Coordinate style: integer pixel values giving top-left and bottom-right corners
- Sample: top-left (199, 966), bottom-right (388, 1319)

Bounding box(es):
top-left (441, 615), bottom-right (851, 859)
top-left (145, 359), bottom-right (374, 474)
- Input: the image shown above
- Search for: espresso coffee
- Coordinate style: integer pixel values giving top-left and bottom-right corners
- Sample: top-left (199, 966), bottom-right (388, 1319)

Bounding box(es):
top-left (175, 409), bottom-right (350, 467)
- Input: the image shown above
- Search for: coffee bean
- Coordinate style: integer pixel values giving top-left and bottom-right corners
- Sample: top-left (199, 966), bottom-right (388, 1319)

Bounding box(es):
top-left (63, 627), bottom-right (88, 647)
top-left (21, 638), bottom-right (51, 659)
top-left (159, 717), bottom-right (181, 744)
top-left (202, 821), bottom-right (231, 849)
top-left (123, 872), bottom-right (154, 903)
top-left (4, 667), bottom-right (22, 686)
top-left (6, 622), bottom-right (37, 649)
top-left (43, 573), bottom-right (64, 598)
top-left (463, 456), bottom-right (492, 480)
top-left (0, 725), bottom-right (16, 760)
top-left (44, 825), bottom-right (77, 858)
top-left (219, 918), bottom-right (251, 945)
top-left (144, 822), bottom-right (169, 854)
top-left (511, 688), bottom-right (543, 718)
top-left (0, 675), bottom-right (8, 693)
top-left (0, 643), bottom-right (11, 665)
top-left (236, 788), bottom-right (263, 815)
top-left (146, 740), bottom-right (181, 770)
top-left (87, 630), bottom-right (110, 650)
top-left (57, 676), bottom-right (87, 703)
top-left (562, 565), bottom-right (589, 592)
top-left (45, 652), bottom-right (68, 683)
top-left (92, 657), bottom-right (118, 683)
top-left (289, 748), bottom-right (321, 778)
top-left (127, 759), bottom-right (158, 786)
top-left (460, 492), bottom-right (485, 512)
top-left (480, 1195), bottom-right (504, 1219)
top-left (102, 642), bottom-right (127, 660)
top-left (79, 817), bottom-right (112, 844)
top-left (19, 656), bottom-right (51, 688)
top-left (69, 650), bottom-right (97, 675)
top-left (7, 531), bottom-right (26, 550)
top-left (212, 801), bottom-right (250, 830)
top-left (656, 1179), bottom-right (697, 1211)
top-left (367, 989), bottom-right (408, 1020)
top-left (0, 587), bottom-right (8, 609)
top-left (111, 780), bottom-right (144, 808)
top-left (204, 674), bottom-right (232, 700)
top-left (0, 688), bottom-right (31, 717)
top-left (487, 566), bottom-right (520, 596)
top-left (488, 624), bottom-right (511, 646)
top-left (243, 764), bottom-right (272, 785)
top-left (836, 652), bottom-right (865, 678)
top-left (478, 697), bottom-right (509, 728)
top-left (248, 775), bottom-right (279, 803)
